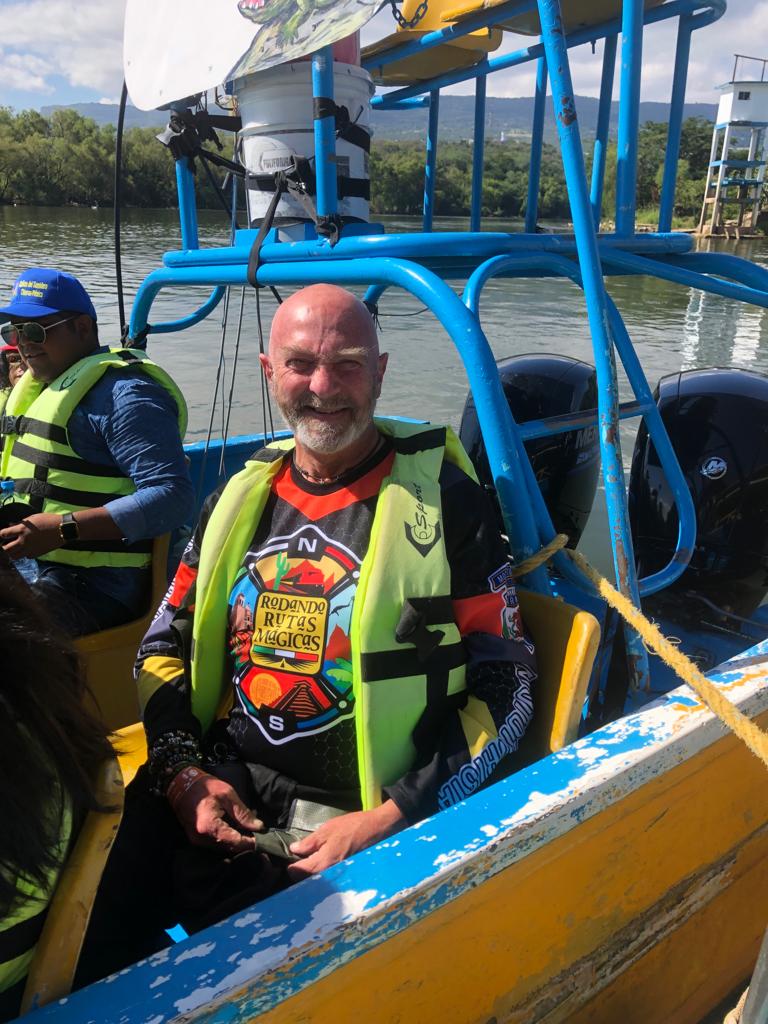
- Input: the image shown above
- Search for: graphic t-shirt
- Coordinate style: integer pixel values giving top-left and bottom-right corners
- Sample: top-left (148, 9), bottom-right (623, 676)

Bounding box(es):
top-left (225, 443), bottom-right (396, 792)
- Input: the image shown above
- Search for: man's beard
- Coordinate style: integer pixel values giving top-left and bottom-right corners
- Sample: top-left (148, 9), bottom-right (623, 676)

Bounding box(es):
top-left (275, 387), bottom-right (378, 454)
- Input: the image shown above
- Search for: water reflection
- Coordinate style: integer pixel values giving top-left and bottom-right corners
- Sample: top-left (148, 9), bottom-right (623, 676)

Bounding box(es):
top-left (682, 286), bottom-right (767, 371)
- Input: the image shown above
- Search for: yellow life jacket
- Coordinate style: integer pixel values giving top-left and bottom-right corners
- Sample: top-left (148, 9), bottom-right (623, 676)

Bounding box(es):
top-left (191, 420), bottom-right (477, 810)
top-left (0, 349), bottom-right (187, 569)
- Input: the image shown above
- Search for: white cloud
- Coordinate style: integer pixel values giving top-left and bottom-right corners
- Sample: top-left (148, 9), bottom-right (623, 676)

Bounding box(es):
top-left (0, 0), bottom-right (758, 106)
top-left (0, 51), bottom-right (53, 93)
top-left (0, 0), bottom-right (126, 101)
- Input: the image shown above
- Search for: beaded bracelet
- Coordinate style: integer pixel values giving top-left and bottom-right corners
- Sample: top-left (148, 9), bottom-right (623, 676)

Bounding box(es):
top-left (148, 730), bottom-right (202, 796)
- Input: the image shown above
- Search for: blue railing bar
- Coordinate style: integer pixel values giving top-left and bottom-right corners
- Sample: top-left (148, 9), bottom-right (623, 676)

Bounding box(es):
top-left (463, 250), bottom-right (695, 598)
top-left (655, 251), bottom-right (768, 292)
top-left (130, 256), bottom-right (551, 592)
top-left (175, 157), bottom-right (199, 250)
top-left (516, 399), bottom-right (651, 441)
top-left (615, 0), bottom-right (644, 237)
top-left (375, 95), bottom-right (431, 110)
top-left (470, 75), bottom-right (487, 232)
top-left (369, 0), bottom-right (725, 107)
top-left (535, 1), bottom-right (647, 688)
top-left (311, 48), bottom-right (338, 218)
top-left (525, 57), bottom-right (547, 233)
top-left (603, 300), bottom-right (696, 596)
top-left (142, 287), bottom-right (226, 336)
top-left (462, 260), bottom-right (590, 592)
top-left (423, 90), bottom-right (440, 232)
top-left (590, 34), bottom-right (617, 230)
top-left (658, 16), bottom-right (694, 231)
top-left (161, 231), bottom-right (692, 270)
top-left (602, 251), bottom-right (768, 309)
top-left (364, 0), bottom-right (536, 74)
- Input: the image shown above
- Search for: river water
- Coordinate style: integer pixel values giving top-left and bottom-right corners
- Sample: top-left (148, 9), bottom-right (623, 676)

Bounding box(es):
top-left (2, 205), bottom-right (767, 567)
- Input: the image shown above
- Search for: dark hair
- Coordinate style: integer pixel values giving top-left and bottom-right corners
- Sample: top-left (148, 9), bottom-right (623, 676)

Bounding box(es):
top-left (62, 311), bottom-right (99, 344)
top-left (0, 353), bottom-right (9, 391)
top-left (0, 555), bottom-right (113, 914)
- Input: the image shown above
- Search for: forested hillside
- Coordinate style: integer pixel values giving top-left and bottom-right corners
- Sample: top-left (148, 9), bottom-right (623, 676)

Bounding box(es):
top-left (0, 107), bottom-right (714, 223)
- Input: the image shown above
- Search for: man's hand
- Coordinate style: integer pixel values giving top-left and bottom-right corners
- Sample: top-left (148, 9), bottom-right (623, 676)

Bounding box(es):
top-left (286, 799), bottom-right (405, 881)
top-left (167, 766), bottom-right (265, 854)
top-left (0, 513), bottom-right (64, 559)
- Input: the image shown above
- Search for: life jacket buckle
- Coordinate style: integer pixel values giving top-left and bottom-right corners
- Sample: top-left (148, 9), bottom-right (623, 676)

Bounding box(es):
top-left (396, 599), bottom-right (444, 663)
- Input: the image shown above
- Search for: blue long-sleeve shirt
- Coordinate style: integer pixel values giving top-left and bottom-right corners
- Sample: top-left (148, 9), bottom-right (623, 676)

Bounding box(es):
top-left (43, 363), bottom-right (194, 614)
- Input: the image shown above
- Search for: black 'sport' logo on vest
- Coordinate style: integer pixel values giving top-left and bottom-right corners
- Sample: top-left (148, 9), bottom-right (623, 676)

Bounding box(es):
top-left (404, 482), bottom-right (441, 557)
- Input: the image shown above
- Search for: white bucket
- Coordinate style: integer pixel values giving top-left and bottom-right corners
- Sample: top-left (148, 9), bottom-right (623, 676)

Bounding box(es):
top-left (234, 61), bottom-right (374, 231)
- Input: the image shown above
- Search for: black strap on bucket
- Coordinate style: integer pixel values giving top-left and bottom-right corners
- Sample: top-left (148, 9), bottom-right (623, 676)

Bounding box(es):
top-left (312, 98), bottom-right (371, 154)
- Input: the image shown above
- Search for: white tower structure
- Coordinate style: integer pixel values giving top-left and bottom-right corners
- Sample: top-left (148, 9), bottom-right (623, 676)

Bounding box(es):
top-left (698, 54), bottom-right (768, 236)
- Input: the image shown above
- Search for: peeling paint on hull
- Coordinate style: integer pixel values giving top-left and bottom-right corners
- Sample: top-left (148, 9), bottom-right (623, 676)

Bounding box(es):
top-left (25, 639), bottom-right (768, 1024)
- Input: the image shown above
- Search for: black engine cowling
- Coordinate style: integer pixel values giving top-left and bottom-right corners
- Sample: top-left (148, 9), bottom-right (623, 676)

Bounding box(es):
top-left (629, 367), bottom-right (768, 617)
top-left (459, 354), bottom-right (600, 547)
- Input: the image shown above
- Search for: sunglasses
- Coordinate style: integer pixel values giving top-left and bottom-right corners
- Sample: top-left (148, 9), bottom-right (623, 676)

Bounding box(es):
top-left (0, 315), bottom-right (77, 346)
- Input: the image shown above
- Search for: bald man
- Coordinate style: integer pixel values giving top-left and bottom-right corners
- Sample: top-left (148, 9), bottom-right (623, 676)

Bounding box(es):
top-left (81, 286), bottom-right (536, 976)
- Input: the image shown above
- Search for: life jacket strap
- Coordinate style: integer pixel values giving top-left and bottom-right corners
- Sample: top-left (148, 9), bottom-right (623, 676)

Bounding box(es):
top-left (13, 477), bottom-right (125, 509)
top-left (0, 415), bottom-right (68, 445)
top-left (11, 441), bottom-right (127, 479)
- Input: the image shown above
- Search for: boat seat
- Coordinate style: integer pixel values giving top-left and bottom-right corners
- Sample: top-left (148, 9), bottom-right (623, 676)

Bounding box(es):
top-left (362, 0), bottom-right (502, 86)
top-left (76, 533), bottom-right (171, 732)
top-left (20, 758), bottom-right (124, 1015)
top-left (516, 589), bottom-right (600, 763)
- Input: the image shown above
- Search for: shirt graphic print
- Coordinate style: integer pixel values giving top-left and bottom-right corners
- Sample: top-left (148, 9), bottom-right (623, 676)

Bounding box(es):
top-left (229, 522), bottom-right (360, 746)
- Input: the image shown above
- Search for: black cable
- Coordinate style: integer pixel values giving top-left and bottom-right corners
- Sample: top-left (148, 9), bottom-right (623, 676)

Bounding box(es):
top-left (255, 285), bottom-right (275, 440)
top-left (220, 288), bottom-right (246, 471)
top-left (199, 152), bottom-right (239, 226)
top-left (379, 306), bottom-right (430, 317)
top-left (114, 80), bottom-right (128, 337)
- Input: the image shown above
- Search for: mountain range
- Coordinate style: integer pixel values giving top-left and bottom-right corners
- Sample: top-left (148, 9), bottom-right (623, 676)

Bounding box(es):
top-left (42, 95), bottom-right (718, 143)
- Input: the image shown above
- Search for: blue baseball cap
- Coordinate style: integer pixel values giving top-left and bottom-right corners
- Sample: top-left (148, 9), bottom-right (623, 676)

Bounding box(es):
top-left (0, 268), bottom-right (97, 322)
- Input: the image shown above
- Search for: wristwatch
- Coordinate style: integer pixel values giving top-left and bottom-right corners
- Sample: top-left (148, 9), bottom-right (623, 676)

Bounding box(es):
top-left (59, 512), bottom-right (80, 543)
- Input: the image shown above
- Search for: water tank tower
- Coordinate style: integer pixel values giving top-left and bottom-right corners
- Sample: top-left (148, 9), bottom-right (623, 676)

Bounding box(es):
top-left (698, 54), bottom-right (768, 237)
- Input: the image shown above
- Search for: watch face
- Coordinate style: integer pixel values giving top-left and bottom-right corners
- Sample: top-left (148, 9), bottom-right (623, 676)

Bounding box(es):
top-left (60, 516), bottom-right (79, 542)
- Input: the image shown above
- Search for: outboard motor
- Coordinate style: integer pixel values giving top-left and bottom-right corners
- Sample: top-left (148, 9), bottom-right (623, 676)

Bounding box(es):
top-left (459, 354), bottom-right (600, 547)
top-left (630, 367), bottom-right (768, 618)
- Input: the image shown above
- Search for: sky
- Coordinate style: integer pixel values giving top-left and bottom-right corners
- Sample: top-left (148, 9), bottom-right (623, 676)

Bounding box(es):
top-left (0, 0), bottom-right (762, 113)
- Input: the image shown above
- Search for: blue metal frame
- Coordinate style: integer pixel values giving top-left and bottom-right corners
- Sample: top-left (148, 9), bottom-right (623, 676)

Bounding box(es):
top-left (525, 57), bottom-right (547, 233)
top-left (535, 0), bottom-right (647, 688)
top-left (615, 0), bottom-right (644, 236)
top-left (470, 75), bottom-right (486, 232)
top-left (463, 252), bottom-right (696, 598)
top-left (175, 157), bottom-right (199, 250)
top-left (367, 1), bottom-right (725, 108)
top-left (590, 34), bottom-right (617, 230)
top-left (658, 15), bottom-right (694, 231)
top-left (423, 90), bottom-right (440, 232)
top-left (311, 47), bottom-right (338, 218)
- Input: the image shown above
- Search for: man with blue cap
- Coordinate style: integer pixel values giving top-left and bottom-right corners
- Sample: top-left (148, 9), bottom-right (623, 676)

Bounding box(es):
top-left (0, 268), bottom-right (194, 635)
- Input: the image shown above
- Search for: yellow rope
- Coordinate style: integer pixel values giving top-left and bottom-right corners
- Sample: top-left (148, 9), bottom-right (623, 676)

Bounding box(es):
top-left (510, 533), bottom-right (569, 578)
top-left (512, 536), bottom-right (768, 771)
top-left (723, 988), bottom-right (748, 1024)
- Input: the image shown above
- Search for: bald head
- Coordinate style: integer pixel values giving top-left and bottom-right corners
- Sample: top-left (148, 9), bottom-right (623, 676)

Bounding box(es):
top-left (260, 285), bottom-right (388, 460)
top-left (269, 284), bottom-right (379, 361)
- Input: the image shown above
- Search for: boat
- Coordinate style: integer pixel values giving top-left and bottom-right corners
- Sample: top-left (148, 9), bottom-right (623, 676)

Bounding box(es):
top-left (17, 0), bottom-right (768, 1021)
